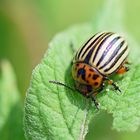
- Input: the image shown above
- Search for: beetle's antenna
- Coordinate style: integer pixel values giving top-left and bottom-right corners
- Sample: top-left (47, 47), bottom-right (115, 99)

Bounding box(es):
top-left (49, 80), bottom-right (77, 92)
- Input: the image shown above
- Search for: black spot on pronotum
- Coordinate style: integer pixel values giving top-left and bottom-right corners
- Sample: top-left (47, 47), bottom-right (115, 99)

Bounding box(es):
top-left (77, 68), bottom-right (86, 80)
top-left (76, 63), bottom-right (79, 67)
top-left (94, 82), bottom-right (98, 86)
top-left (92, 74), bottom-right (99, 80)
top-left (89, 68), bottom-right (94, 72)
top-left (83, 65), bottom-right (86, 68)
top-left (88, 74), bottom-right (91, 77)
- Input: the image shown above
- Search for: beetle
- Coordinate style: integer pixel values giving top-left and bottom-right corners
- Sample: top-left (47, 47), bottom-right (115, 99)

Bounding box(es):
top-left (50, 31), bottom-right (129, 109)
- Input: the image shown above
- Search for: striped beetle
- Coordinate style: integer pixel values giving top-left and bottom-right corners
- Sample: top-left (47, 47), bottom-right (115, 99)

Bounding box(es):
top-left (50, 32), bottom-right (129, 109)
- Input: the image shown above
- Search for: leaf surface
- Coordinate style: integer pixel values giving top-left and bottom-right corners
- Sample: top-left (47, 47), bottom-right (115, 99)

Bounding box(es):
top-left (24, 0), bottom-right (140, 139)
top-left (0, 60), bottom-right (25, 140)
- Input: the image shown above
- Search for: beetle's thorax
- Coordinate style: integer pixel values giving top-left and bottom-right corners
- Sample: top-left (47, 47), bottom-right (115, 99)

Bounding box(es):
top-left (72, 62), bottom-right (103, 92)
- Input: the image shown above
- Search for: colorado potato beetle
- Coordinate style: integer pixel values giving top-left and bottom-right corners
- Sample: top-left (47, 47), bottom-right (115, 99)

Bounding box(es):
top-left (50, 31), bottom-right (129, 109)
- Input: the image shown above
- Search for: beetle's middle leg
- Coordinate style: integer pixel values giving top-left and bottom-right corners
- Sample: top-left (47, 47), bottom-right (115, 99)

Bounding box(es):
top-left (107, 79), bottom-right (121, 92)
top-left (116, 65), bottom-right (129, 74)
top-left (116, 59), bottom-right (130, 74)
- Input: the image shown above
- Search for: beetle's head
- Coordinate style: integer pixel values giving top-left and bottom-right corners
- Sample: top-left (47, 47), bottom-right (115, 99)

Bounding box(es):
top-left (72, 62), bottom-right (103, 93)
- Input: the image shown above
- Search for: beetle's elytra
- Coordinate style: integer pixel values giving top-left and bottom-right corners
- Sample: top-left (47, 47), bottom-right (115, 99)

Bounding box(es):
top-left (50, 31), bottom-right (129, 109)
top-left (72, 32), bottom-right (129, 108)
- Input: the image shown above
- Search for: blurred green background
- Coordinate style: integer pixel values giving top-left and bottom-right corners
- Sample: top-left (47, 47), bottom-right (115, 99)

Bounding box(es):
top-left (0, 0), bottom-right (140, 140)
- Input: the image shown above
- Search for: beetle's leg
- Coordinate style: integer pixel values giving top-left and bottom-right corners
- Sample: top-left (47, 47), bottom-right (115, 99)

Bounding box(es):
top-left (125, 61), bottom-right (131, 65)
top-left (70, 42), bottom-right (77, 54)
top-left (70, 42), bottom-right (76, 65)
top-left (116, 59), bottom-right (130, 74)
top-left (108, 79), bottom-right (121, 92)
top-left (91, 94), bottom-right (99, 110)
top-left (116, 65), bottom-right (129, 74)
top-left (86, 82), bottom-right (105, 109)
top-left (92, 83), bottom-right (105, 96)
top-left (87, 84), bottom-right (104, 97)
top-left (87, 91), bottom-right (99, 109)
top-left (125, 59), bottom-right (131, 65)
top-left (86, 91), bottom-right (99, 109)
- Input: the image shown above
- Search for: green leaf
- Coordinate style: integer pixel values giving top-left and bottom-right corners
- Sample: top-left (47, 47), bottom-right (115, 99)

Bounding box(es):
top-left (24, 25), bottom-right (95, 140)
top-left (0, 60), bottom-right (25, 140)
top-left (24, 0), bottom-right (140, 139)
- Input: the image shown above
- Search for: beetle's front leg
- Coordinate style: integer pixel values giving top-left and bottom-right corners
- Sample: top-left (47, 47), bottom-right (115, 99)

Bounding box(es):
top-left (91, 94), bottom-right (99, 110)
top-left (107, 79), bottom-right (121, 92)
top-left (87, 91), bottom-right (100, 110)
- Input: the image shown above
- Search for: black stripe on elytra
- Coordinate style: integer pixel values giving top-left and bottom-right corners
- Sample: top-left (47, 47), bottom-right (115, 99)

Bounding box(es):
top-left (99, 39), bottom-right (125, 69)
top-left (92, 32), bottom-right (113, 63)
top-left (97, 36), bottom-right (121, 67)
top-left (81, 33), bottom-right (104, 58)
top-left (84, 33), bottom-right (110, 63)
top-left (84, 47), bottom-right (95, 63)
top-left (109, 57), bottom-right (127, 75)
top-left (77, 34), bottom-right (97, 59)
top-left (104, 46), bottom-right (128, 72)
